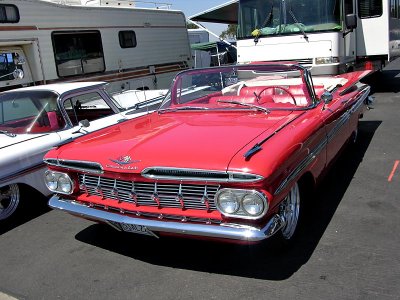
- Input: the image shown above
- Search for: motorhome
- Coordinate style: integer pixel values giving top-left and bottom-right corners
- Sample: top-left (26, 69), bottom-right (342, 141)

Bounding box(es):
top-left (0, 0), bottom-right (193, 92)
top-left (190, 0), bottom-right (400, 74)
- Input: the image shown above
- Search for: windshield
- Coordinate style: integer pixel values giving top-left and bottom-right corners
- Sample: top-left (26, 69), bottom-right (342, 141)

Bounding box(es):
top-left (238, 0), bottom-right (341, 39)
top-left (106, 87), bottom-right (167, 111)
top-left (0, 90), bottom-right (66, 134)
top-left (158, 64), bottom-right (317, 112)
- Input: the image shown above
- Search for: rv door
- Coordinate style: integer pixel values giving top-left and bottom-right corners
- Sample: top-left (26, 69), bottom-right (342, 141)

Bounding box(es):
top-left (0, 47), bottom-right (33, 90)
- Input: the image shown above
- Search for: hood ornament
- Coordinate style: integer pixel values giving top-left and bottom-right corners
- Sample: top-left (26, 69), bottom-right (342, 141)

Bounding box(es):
top-left (109, 155), bottom-right (140, 165)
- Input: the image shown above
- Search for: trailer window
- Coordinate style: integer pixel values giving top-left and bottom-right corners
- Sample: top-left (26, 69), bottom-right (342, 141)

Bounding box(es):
top-left (52, 31), bottom-right (105, 78)
top-left (119, 31), bottom-right (137, 48)
top-left (0, 5), bottom-right (19, 23)
top-left (358, 0), bottom-right (383, 18)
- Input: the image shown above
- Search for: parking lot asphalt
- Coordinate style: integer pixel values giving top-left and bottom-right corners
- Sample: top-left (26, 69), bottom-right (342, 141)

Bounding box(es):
top-left (1, 67), bottom-right (400, 300)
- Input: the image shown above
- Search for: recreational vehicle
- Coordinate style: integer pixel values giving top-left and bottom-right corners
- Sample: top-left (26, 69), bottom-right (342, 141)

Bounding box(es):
top-left (0, 0), bottom-right (193, 92)
top-left (190, 0), bottom-right (400, 74)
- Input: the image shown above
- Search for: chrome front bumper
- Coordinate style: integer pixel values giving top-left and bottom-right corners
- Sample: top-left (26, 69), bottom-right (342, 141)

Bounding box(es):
top-left (49, 195), bottom-right (285, 242)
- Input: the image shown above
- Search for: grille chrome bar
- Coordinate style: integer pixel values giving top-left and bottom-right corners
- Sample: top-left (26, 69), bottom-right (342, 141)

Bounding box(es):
top-left (78, 174), bottom-right (219, 210)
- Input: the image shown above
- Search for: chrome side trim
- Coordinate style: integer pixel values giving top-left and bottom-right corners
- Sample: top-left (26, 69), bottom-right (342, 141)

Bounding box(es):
top-left (49, 196), bottom-right (285, 242)
top-left (141, 167), bottom-right (264, 183)
top-left (274, 87), bottom-right (370, 196)
top-left (0, 162), bottom-right (46, 184)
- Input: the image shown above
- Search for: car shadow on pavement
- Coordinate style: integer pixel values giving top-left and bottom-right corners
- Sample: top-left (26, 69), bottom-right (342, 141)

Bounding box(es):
top-left (362, 69), bottom-right (400, 94)
top-left (0, 196), bottom-right (51, 235)
top-left (75, 120), bottom-right (381, 280)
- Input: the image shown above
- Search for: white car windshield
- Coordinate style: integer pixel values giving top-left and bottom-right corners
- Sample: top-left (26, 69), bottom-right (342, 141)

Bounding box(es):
top-left (0, 90), bottom-right (65, 134)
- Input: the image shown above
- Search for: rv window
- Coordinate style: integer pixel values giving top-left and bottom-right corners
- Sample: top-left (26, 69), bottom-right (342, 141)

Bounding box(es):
top-left (358, 0), bottom-right (383, 18)
top-left (119, 31), bottom-right (137, 48)
top-left (52, 31), bottom-right (105, 78)
top-left (0, 5), bottom-right (19, 23)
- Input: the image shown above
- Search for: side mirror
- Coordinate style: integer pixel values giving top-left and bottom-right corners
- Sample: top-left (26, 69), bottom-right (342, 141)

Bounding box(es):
top-left (12, 69), bottom-right (24, 79)
top-left (79, 119), bottom-right (90, 128)
top-left (321, 91), bottom-right (333, 104)
top-left (345, 14), bottom-right (357, 30)
top-left (72, 119), bottom-right (90, 134)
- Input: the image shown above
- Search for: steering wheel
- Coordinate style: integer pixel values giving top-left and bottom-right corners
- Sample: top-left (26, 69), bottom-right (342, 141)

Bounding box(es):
top-left (255, 86), bottom-right (297, 105)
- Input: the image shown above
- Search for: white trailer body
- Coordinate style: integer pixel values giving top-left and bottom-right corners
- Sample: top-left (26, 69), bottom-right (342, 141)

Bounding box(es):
top-left (0, 0), bottom-right (193, 91)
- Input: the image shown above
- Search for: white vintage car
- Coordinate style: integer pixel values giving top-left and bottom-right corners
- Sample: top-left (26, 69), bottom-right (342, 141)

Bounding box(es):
top-left (0, 82), bottom-right (165, 221)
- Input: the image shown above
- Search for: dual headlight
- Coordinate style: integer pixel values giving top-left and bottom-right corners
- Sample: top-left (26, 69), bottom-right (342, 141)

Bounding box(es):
top-left (44, 171), bottom-right (74, 194)
top-left (215, 189), bottom-right (268, 219)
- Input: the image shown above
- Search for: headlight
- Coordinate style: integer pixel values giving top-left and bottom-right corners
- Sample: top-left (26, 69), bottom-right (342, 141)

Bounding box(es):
top-left (215, 189), bottom-right (268, 219)
top-left (44, 170), bottom-right (74, 194)
top-left (45, 171), bottom-right (58, 190)
top-left (217, 190), bottom-right (240, 214)
top-left (242, 193), bottom-right (264, 216)
top-left (315, 56), bottom-right (339, 65)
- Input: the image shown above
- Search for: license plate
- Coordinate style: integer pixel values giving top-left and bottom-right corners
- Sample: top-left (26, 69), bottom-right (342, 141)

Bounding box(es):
top-left (110, 221), bottom-right (158, 238)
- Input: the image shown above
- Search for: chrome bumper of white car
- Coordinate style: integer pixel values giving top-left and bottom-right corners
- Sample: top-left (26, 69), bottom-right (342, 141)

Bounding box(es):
top-left (49, 195), bottom-right (285, 242)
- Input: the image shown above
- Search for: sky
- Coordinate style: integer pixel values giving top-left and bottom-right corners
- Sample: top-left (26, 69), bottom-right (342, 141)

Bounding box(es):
top-left (167, 0), bottom-right (231, 40)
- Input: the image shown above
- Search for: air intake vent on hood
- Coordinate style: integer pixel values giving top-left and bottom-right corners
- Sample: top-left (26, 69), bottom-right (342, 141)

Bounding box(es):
top-left (44, 159), bottom-right (103, 174)
top-left (141, 167), bottom-right (263, 182)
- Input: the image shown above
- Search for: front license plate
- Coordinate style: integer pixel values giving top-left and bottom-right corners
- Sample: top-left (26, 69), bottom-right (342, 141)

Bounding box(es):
top-left (111, 221), bottom-right (158, 238)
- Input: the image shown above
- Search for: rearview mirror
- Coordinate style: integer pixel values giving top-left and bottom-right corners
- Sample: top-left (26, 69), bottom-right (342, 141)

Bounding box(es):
top-left (345, 14), bottom-right (357, 30)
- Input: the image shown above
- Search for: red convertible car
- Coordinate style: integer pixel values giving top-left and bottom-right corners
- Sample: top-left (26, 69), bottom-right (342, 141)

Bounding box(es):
top-left (44, 64), bottom-right (371, 244)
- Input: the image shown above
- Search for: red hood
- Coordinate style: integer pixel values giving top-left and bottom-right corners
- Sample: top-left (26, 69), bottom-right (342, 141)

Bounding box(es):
top-left (50, 110), bottom-right (299, 173)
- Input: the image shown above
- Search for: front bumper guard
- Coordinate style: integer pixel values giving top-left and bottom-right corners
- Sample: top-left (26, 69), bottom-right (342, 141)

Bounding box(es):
top-left (49, 195), bottom-right (285, 242)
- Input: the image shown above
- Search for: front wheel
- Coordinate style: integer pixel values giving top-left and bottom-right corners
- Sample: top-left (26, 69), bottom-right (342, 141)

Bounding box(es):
top-left (0, 184), bottom-right (20, 221)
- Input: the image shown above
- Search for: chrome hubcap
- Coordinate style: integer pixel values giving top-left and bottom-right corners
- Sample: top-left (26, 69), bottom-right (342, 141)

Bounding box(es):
top-left (0, 184), bottom-right (20, 220)
top-left (280, 182), bottom-right (300, 239)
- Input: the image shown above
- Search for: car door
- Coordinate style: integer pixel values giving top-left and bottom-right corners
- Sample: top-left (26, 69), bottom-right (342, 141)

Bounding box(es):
top-left (320, 92), bottom-right (354, 167)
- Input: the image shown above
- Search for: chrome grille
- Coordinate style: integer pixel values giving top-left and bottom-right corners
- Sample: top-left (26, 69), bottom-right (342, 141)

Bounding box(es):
top-left (78, 174), bottom-right (219, 210)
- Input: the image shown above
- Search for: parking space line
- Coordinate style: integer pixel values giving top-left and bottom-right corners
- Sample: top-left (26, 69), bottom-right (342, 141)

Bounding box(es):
top-left (388, 160), bottom-right (399, 182)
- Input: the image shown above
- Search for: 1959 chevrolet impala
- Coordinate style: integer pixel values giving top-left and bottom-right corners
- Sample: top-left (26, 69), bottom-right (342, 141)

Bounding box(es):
top-left (45, 64), bottom-right (371, 244)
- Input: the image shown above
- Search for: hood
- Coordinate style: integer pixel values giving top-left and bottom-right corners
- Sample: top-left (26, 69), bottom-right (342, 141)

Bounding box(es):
top-left (51, 110), bottom-right (299, 173)
top-left (0, 133), bottom-right (49, 150)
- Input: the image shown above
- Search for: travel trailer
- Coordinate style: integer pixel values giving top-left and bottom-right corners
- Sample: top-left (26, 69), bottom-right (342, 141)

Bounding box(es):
top-left (0, 0), bottom-right (193, 92)
top-left (188, 29), bottom-right (211, 68)
top-left (190, 0), bottom-right (400, 74)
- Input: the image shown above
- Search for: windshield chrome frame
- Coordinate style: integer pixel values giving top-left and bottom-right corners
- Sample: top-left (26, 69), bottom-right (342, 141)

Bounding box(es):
top-left (158, 63), bottom-right (318, 112)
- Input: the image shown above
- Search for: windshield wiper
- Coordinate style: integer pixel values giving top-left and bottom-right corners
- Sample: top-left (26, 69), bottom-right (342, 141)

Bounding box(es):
top-left (253, 3), bottom-right (274, 43)
top-left (217, 100), bottom-right (270, 114)
top-left (158, 106), bottom-right (210, 114)
top-left (288, 8), bottom-right (308, 40)
top-left (0, 130), bottom-right (17, 137)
